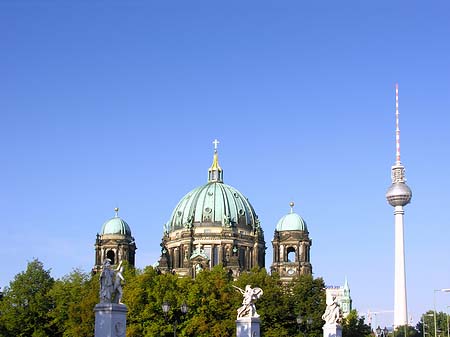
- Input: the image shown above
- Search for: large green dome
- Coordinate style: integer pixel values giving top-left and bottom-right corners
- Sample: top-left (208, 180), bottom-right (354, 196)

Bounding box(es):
top-left (101, 208), bottom-right (132, 236)
top-left (165, 147), bottom-right (260, 233)
top-left (166, 182), bottom-right (259, 232)
top-left (276, 203), bottom-right (308, 231)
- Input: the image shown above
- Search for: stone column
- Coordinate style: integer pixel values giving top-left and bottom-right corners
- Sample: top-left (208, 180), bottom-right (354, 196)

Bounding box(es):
top-left (236, 317), bottom-right (260, 337)
top-left (322, 323), bottom-right (342, 337)
top-left (94, 303), bottom-right (127, 337)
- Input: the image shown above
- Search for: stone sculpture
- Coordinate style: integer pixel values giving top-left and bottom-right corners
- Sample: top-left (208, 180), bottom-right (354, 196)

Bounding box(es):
top-left (322, 296), bottom-right (342, 325)
top-left (99, 259), bottom-right (125, 304)
top-left (233, 285), bottom-right (263, 318)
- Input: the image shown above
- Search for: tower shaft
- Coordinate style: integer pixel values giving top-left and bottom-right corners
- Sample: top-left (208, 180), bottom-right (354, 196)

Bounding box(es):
top-left (394, 206), bottom-right (408, 327)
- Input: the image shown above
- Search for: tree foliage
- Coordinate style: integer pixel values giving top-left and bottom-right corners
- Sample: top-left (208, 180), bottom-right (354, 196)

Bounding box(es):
top-left (48, 269), bottom-right (97, 337)
top-left (342, 310), bottom-right (372, 337)
top-left (393, 324), bottom-right (421, 337)
top-left (7, 259), bottom-right (448, 337)
top-left (416, 311), bottom-right (448, 337)
top-left (0, 259), bottom-right (55, 337)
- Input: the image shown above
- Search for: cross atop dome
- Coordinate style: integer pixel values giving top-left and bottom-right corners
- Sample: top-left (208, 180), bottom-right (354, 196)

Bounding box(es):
top-left (208, 139), bottom-right (223, 183)
top-left (213, 139), bottom-right (220, 151)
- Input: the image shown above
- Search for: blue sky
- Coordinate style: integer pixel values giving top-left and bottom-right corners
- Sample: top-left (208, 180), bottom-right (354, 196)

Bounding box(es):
top-left (1, 0), bottom-right (449, 329)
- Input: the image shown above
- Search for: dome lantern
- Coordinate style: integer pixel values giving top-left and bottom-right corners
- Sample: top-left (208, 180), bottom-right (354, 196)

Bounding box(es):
top-left (208, 139), bottom-right (223, 183)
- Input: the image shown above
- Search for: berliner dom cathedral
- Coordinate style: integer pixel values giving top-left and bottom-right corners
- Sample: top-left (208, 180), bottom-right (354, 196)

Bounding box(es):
top-left (93, 140), bottom-right (312, 281)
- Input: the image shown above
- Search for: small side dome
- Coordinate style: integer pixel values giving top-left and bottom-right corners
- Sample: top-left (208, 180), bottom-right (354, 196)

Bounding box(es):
top-left (276, 202), bottom-right (308, 231)
top-left (101, 208), bottom-right (132, 236)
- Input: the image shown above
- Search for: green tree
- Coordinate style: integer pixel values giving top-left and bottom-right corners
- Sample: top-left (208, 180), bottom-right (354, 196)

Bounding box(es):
top-left (416, 311), bottom-right (449, 337)
top-left (48, 268), bottom-right (96, 337)
top-left (235, 270), bottom-right (326, 337)
top-left (290, 275), bottom-right (326, 337)
top-left (0, 259), bottom-right (56, 337)
top-left (184, 266), bottom-right (235, 337)
top-left (124, 266), bottom-right (183, 337)
top-left (393, 325), bottom-right (420, 337)
top-left (342, 310), bottom-right (371, 337)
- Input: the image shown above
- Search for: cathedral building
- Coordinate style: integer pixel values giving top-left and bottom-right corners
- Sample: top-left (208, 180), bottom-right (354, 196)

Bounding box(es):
top-left (93, 140), bottom-right (314, 282)
top-left (158, 143), bottom-right (266, 278)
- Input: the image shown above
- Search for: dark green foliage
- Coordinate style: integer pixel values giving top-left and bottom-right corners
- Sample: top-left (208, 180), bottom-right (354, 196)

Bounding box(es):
top-left (416, 311), bottom-right (448, 337)
top-left (342, 310), bottom-right (371, 337)
top-left (236, 270), bottom-right (326, 337)
top-left (183, 266), bottom-right (236, 337)
top-left (290, 275), bottom-right (326, 337)
top-left (0, 259), bottom-right (56, 337)
top-left (13, 260), bottom-right (449, 337)
top-left (393, 324), bottom-right (421, 337)
top-left (48, 269), bottom-right (97, 337)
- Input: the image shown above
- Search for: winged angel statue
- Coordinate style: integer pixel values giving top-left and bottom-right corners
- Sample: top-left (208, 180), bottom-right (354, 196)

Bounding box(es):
top-left (233, 285), bottom-right (264, 318)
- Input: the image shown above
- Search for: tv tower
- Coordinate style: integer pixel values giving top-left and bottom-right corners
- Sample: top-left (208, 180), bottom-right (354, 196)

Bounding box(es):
top-left (386, 84), bottom-right (412, 328)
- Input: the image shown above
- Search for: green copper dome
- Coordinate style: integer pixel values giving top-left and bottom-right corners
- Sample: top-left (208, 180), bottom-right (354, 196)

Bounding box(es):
top-left (276, 202), bottom-right (308, 232)
top-left (165, 146), bottom-right (260, 233)
top-left (166, 182), bottom-right (260, 232)
top-left (101, 208), bottom-right (132, 236)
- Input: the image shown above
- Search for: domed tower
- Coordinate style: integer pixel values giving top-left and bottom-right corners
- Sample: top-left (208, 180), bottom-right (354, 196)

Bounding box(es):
top-left (158, 140), bottom-right (265, 278)
top-left (385, 84), bottom-right (412, 328)
top-left (93, 208), bottom-right (137, 273)
top-left (271, 202), bottom-right (312, 282)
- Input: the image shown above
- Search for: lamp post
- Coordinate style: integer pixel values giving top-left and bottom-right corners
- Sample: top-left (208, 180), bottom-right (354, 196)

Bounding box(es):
top-left (376, 326), bottom-right (389, 337)
top-left (296, 314), bottom-right (312, 337)
top-left (434, 289), bottom-right (450, 337)
top-left (162, 301), bottom-right (188, 337)
top-left (446, 306), bottom-right (450, 337)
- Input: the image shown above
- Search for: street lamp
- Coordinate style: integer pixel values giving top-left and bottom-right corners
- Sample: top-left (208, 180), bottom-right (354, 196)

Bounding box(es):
top-left (446, 306), bottom-right (450, 337)
top-left (162, 301), bottom-right (188, 337)
top-left (376, 326), bottom-right (389, 337)
top-left (434, 289), bottom-right (450, 337)
top-left (296, 314), bottom-right (312, 336)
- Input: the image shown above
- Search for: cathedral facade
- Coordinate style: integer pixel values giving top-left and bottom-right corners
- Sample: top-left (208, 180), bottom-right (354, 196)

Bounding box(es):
top-left (158, 146), bottom-right (265, 278)
top-left (93, 141), bottom-right (313, 282)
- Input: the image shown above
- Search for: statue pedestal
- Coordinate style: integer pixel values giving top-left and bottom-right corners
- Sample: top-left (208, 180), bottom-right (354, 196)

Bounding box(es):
top-left (236, 317), bottom-right (260, 337)
top-left (94, 303), bottom-right (127, 337)
top-left (323, 323), bottom-right (342, 337)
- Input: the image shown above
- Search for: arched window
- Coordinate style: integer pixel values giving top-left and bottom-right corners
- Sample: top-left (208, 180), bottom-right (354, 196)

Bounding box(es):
top-left (286, 246), bottom-right (296, 262)
top-left (106, 250), bottom-right (115, 265)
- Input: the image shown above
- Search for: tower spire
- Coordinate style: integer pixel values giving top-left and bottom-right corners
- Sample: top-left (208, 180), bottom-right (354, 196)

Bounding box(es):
top-left (208, 139), bottom-right (223, 182)
top-left (391, 84), bottom-right (407, 185)
top-left (395, 83), bottom-right (401, 165)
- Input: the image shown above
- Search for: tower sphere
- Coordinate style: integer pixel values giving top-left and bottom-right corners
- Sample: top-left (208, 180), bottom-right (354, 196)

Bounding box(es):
top-left (386, 182), bottom-right (412, 207)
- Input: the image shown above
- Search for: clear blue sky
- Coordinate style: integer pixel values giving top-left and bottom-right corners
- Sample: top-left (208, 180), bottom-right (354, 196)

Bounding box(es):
top-left (1, 0), bottom-right (449, 329)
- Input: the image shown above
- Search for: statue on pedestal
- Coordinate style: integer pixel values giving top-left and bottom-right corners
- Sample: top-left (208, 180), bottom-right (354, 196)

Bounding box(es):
top-left (99, 259), bottom-right (125, 304)
top-left (233, 285), bottom-right (263, 318)
top-left (322, 296), bottom-right (342, 325)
